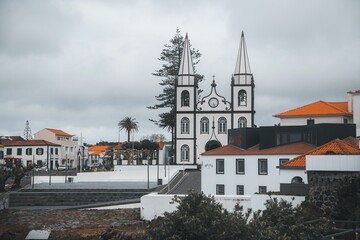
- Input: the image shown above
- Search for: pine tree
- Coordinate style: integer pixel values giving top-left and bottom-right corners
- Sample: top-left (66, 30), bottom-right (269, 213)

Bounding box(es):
top-left (148, 29), bottom-right (204, 156)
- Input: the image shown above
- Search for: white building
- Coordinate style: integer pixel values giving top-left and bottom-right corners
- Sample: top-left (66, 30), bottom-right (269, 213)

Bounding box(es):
top-left (2, 140), bottom-right (61, 168)
top-left (274, 90), bottom-right (360, 138)
top-left (175, 32), bottom-right (255, 165)
top-left (279, 138), bottom-right (360, 192)
top-left (200, 142), bottom-right (314, 196)
top-left (34, 128), bottom-right (79, 169)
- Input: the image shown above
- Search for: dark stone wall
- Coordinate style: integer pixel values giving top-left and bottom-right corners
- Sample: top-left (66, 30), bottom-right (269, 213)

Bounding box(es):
top-left (307, 171), bottom-right (360, 216)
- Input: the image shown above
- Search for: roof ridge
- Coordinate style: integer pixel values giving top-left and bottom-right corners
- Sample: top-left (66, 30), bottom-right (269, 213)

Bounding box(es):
top-left (274, 100), bottom-right (322, 117)
top-left (323, 101), bottom-right (350, 114)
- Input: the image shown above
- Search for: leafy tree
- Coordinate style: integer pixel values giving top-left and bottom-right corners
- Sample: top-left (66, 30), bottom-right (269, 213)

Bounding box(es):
top-left (147, 191), bottom-right (251, 240)
top-left (148, 29), bottom-right (204, 153)
top-left (118, 117), bottom-right (139, 142)
top-left (0, 162), bottom-right (28, 191)
top-left (249, 197), bottom-right (330, 240)
top-left (0, 165), bottom-right (12, 192)
top-left (140, 133), bottom-right (166, 143)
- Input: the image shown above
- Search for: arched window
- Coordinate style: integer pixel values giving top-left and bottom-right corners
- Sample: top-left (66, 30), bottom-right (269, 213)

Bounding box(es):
top-left (238, 117), bottom-right (247, 128)
top-left (238, 90), bottom-right (247, 106)
top-left (181, 90), bottom-right (190, 106)
top-left (291, 176), bottom-right (304, 184)
top-left (218, 117), bottom-right (227, 134)
top-left (181, 145), bottom-right (190, 161)
top-left (200, 117), bottom-right (209, 134)
top-left (181, 117), bottom-right (190, 134)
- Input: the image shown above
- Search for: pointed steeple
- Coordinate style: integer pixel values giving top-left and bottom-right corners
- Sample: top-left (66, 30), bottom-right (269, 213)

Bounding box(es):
top-left (178, 33), bottom-right (195, 85)
top-left (233, 31), bottom-right (252, 85)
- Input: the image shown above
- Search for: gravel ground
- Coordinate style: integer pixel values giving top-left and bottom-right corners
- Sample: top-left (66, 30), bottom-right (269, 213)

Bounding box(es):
top-left (0, 208), bottom-right (145, 239)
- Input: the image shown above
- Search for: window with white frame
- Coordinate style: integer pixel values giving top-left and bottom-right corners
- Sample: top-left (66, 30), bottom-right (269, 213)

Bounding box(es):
top-left (218, 117), bottom-right (227, 134)
top-left (216, 159), bottom-right (224, 174)
top-left (258, 159), bottom-right (268, 175)
top-left (17, 148), bottom-right (22, 156)
top-left (25, 148), bottom-right (32, 155)
top-left (238, 117), bottom-right (247, 128)
top-left (259, 186), bottom-right (267, 194)
top-left (216, 184), bottom-right (225, 195)
top-left (180, 145), bottom-right (189, 161)
top-left (6, 148), bottom-right (12, 155)
top-left (36, 148), bottom-right (44, 155)
top-left (236, 159), bottom-right (245, 174)
top-left (181, 117), bottom-right (190, 134)
top-left (236, 185), bottom-right (244, 195)
top-left (279, 158), bottom-right (289, 166)
top-left (200, 117), bottom-right (209, 134)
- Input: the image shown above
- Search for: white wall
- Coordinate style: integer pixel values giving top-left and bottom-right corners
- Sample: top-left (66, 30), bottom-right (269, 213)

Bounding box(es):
top-left (279, 168), bottom-right (307, 184)
top-left (351, 92), bottom-right (360, 137)
top-left (306, 155), bottom-right (360, 171)
top-left (140, 192), bottom-right (304, 220)
top-left (201, 154), bottom-right (299, 195)
top-left (280, 116), bottom-right (346, 126)
top-left (33, 165), bottom-right (197, 184)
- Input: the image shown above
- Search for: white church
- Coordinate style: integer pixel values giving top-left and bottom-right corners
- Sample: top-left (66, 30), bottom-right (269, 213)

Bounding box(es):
top-left (175, 32), bottom-right (255, 165)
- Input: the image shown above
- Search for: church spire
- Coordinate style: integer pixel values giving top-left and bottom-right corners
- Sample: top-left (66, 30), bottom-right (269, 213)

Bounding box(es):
top-left (233, 31), bottom-right (252, 85)
top-left (178, 33), bottom-right (195, 85)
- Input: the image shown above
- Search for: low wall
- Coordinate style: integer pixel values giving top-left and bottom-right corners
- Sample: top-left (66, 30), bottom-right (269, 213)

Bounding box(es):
top-left (140, 193), bottom-right (305, 220)
top-left (32, 165), bottom-right (197, 184)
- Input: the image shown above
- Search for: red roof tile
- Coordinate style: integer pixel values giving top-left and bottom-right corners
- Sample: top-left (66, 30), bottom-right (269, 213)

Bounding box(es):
top-left (3, 140), bottom-right (60, 147)
top-left (201, 142), bottom-right (315, 156)
top-left (46, 128), bottom-right (74, 137)
top-left (274, 101), bottom-right (351, 118)
top-left (282, 139), bottom-right (360, 168)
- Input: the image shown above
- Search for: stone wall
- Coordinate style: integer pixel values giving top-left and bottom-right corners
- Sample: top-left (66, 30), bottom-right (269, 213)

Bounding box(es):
top-left (307, 171), bottom-right (360, 216)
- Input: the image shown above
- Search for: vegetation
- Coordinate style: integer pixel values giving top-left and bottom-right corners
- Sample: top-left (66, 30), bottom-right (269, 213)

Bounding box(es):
top-left (148, 28), bottom-right (204, 150)
top-left (118, 117), bottom-right (139, 142)
top-left (145, 192), bottom-right (331, 240)
top-left (0, 162), bottom-right (28, 191)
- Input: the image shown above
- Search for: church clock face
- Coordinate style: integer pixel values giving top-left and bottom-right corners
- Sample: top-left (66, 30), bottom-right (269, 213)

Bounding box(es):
top-left (209, 97), bottom-right (219, 108)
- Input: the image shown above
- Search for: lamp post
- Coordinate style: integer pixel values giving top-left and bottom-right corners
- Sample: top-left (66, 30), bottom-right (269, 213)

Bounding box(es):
top-left (32, 155), bottom-right (35, 189)
top-left (147, 156), bottom-right (150, 189)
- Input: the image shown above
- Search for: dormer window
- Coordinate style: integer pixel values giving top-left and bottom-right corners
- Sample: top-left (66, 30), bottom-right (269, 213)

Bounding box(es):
top-left (181, 90), bottom-right (190, 106)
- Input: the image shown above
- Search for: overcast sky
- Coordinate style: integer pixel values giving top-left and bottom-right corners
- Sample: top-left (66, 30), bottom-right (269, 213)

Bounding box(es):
top-left (0, 0), bottom-right (359, 144)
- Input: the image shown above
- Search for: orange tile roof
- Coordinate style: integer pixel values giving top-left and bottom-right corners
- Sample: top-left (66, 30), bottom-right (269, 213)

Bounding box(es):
top-left (46, 128), bottom-right (74, 137)
top-left (88, 145), bottom-right (110, 152)
top-left (201, 142), bottom-right (315, 156)
top-left (274, 101), bottom-right (351, 118)
top-left (282, 138), bottom-right (360, 168)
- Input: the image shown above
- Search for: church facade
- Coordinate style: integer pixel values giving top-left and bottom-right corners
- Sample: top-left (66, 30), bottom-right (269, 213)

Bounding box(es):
top-left (175, 32), bottom-right (255, 165)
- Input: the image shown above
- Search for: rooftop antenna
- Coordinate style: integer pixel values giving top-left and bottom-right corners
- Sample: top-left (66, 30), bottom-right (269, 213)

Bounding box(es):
top-left (23, 120), bottom-right (32, 140)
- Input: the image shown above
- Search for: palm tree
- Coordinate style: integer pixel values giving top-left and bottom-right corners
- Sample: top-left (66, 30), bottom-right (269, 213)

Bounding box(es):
top-left (118, 117), bottom-right (139, 142)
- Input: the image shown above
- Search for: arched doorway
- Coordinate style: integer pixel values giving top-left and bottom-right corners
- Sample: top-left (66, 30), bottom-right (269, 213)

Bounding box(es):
top-left (205, 140), bottom-right (222, 151)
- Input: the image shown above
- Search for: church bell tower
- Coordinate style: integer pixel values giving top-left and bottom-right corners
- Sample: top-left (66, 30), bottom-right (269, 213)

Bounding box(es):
top-left (231, 32), bottom-right (255, 128)
top-left (175, 34), bottom-right (198, 164)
